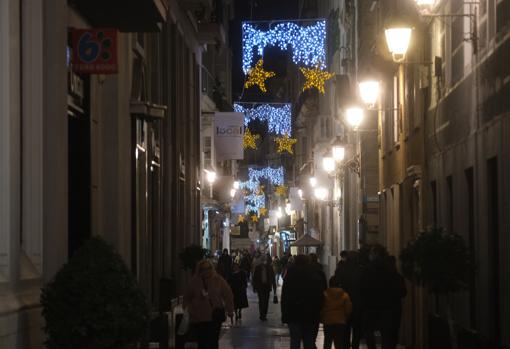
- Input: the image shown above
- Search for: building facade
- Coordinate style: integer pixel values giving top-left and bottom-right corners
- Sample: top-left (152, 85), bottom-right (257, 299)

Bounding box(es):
top-left (0, 0), bottom-right (226, 346)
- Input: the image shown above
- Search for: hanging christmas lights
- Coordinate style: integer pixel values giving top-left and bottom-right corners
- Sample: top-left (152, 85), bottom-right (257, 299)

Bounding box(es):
top-left (248, 166), bottom-right (284, 186)
top-left (275, 133), bottom-right (298, 154)
top-left (300, 65), bottom-right (334, 94)
top-left (242, 20), bottom-right (327, 74)
top-left (239, 179), bottom-right (261, 193)
top-left (275, 185), bottom-right (287, 197)
top-left (243, 128), bottom-right (260, 149)
top-left (234, 103), bottom-right (292, 136)
top-left (244, 59), bottom-right (275, 92)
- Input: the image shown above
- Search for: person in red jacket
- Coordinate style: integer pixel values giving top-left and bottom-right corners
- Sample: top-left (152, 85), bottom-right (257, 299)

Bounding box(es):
top-left (320, 276), bottom-right (353, 349)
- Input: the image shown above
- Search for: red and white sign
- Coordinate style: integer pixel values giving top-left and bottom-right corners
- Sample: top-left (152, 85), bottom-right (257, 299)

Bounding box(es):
top-left (72, 28), bottom-right (118, 74)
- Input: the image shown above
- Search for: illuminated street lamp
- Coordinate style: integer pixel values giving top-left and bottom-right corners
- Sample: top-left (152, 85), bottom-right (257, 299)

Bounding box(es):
top-left (204, 169), bottom-right (217, 198)
top-left (415, 0), bottom-right (435, 5)
top-left (314, 187), bottom-right (329, 201)
top-left (332, 146), bottom-right (345, 162)
top-left (230, 188), bottom-right (236, 198)
top-left (298, 189), bottom-right (303, 199)
top-left (309, 177), bottom-right (317, 188)
top-left (384, 27), bottom-right (412, 62)
top-left (322, 157), bottom-right (336, 173)
top-left (233, 181), bottom-right (240, 190)
top-left (205, 169), bottom-right (217, 184)
top-left (345, 106), bottom-right (364, 129)
top-left (359, 80), bottom-right (380, 107)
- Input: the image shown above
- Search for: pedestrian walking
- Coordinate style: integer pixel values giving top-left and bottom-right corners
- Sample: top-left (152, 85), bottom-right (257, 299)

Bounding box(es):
top-left (240, 250), bottom-right (252, 281)
top-left (252, 255), bottom-right (277, 321)
top-left (217, 248), bottom-right (233, 279)
top-left (184, 260), bottom-right (234, 349)
top-left (272, 255), bottom-right (282, 285)
top-left (359, 246), bottom-right (406, 349)
top-left (309, 253), bottom-right (328, 345)
top-left (320, 276), bottom-right (352, 349)
top-left (281, 254), bottom-right (325, 349)
top-left (228, 263), bottom-right (249, 320)
top-left (334, 251), bottom-right (368, 349)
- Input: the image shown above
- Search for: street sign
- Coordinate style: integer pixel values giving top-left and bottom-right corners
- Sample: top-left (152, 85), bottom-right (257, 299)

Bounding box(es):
top-left (72, 28), bottom-right (118, 74)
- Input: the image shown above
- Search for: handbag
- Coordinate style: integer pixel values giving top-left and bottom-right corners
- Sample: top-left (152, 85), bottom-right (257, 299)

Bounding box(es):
top-left (273, 294), bottom-right (279, 304)
top-left (202, 277), bottom-right (227, 323)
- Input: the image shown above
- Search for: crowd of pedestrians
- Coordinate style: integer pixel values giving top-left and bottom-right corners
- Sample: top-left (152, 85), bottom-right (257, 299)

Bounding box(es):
top-left (182, 244), bottom-right (406, 349)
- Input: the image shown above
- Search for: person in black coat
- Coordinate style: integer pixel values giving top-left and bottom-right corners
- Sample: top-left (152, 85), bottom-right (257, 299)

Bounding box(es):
top-left (281, 254), bottom-right (326, 349)
top-left (359, 247), bottom-right (407, 349)
top-left (217, 249), bottom-right (233, 279)
top-left (228, 263), bottom-right (249, 320)
top-left (253, 255), bottom-right (277, 321)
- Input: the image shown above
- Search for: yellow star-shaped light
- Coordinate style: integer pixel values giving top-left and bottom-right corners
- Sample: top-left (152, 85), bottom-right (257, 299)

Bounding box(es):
top-left (275, 185), bottom-right (287, 197)
top-left (259, 207), bottom-right (268, 217)
top-left (275, 133), bottom-right (297, 154)
top-left (244, 59), bottom-right (276, 93)
top-left (243, 128), bottom-right (260, 150)
top-left (251, 214), bottom-right (259, 222)
top-left (238, 215), bottom-right (245, 223)
top-left (300, 65), bottom-right (334, 94)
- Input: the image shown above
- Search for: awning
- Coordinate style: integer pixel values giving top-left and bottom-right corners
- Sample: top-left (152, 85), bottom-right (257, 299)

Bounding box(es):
top-left (290, 234), bottom-right (322, 247)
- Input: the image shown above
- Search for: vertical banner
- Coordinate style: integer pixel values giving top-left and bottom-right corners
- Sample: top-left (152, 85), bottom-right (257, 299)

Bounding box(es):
top-left (214, 112), bottom-right (244, 161)
top-left (289, 187), bottom-right (303, 211)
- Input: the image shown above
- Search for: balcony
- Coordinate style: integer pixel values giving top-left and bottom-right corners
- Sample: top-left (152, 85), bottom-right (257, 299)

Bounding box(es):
top-left (197, 22), bottom-right (226, 45)
top-left (178, 0), bottom-right (213, 13)
top-left (70, 0), bottom-right (168, 32)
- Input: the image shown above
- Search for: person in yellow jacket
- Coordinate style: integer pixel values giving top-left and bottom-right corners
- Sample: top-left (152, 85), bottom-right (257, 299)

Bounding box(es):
top-left (320, 276), bottom-right (353, 349)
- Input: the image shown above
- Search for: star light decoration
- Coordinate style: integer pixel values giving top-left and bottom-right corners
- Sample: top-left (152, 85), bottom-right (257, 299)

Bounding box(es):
top-left (234, 103), bottom-right (292, 136)
top-left (300, 65), bottom-right (334, 94)
top-left (242, 20), bottom-right (326, 74)
top-left (244, 59), bottom-right (275, 93)
top-left (275, 133), bottom-right (298, 154)
top-left (243, 128), bottom-right (260, 149)
top-left (259, 207), bottom-right (268, 216)
top-left (238, 215), bottom-right (245, 223)
top-left (251, 214), bottom-right (259, 222)
top-left (275, 185), bottom-right (287, 197)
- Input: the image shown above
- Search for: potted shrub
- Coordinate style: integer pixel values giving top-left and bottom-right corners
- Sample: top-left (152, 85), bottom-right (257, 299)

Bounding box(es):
top-left (400, 227), bottom-right (474, 349)
top-left (41, 237), bottom-right (149, 349)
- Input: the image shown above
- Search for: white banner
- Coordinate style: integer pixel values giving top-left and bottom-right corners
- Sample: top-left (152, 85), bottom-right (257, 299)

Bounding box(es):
top-left (289, 187), bottom-right (303, 211)
top-left (214, 112), bottom-right (244, 161)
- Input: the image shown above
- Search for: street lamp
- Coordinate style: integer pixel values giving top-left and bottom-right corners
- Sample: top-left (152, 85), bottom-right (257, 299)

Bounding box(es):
top-left (309, 177), bottom-right (317, 188)
top-left (384, 27), bottom-right (412, 62)
top-left (332, 146), bottom-right (345, 162)
top-left (314, 187), bottom-right (329, 201)
top-left (345, 106), bottom-right (364, 129)
top-left (205, 169), bottom-right (217, 184)
top-left (233, 181), bottom-right (240, 190)
top-left (230, 188), bottom-right (236, 198)
top-left (204, 169), bottom-right (217, 198)
top-left (359, 80), bottom-right (380, 107)
top-left (323, 157), bottom-right (336, 173)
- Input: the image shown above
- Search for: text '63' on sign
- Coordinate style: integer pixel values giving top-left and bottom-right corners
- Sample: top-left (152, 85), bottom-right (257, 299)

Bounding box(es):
top-left (72, 28), bottom-right (118, 75)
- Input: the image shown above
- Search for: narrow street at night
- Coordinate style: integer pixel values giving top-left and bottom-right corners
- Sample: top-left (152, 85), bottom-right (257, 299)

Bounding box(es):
top-left (1, 0), bottom-right (510, 348)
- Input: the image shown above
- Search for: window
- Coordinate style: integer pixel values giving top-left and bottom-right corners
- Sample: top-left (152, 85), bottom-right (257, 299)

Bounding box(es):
top-left (446, 175), bottom-right (453, 233)
top-left (487, 157), bottom-right (500, 342)
top-left (465, 167), bottom-right (476, 328)
top-left (430, 180), bottom-right (438, 228)
top-left (393, 75), bottom-right (399, 144)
